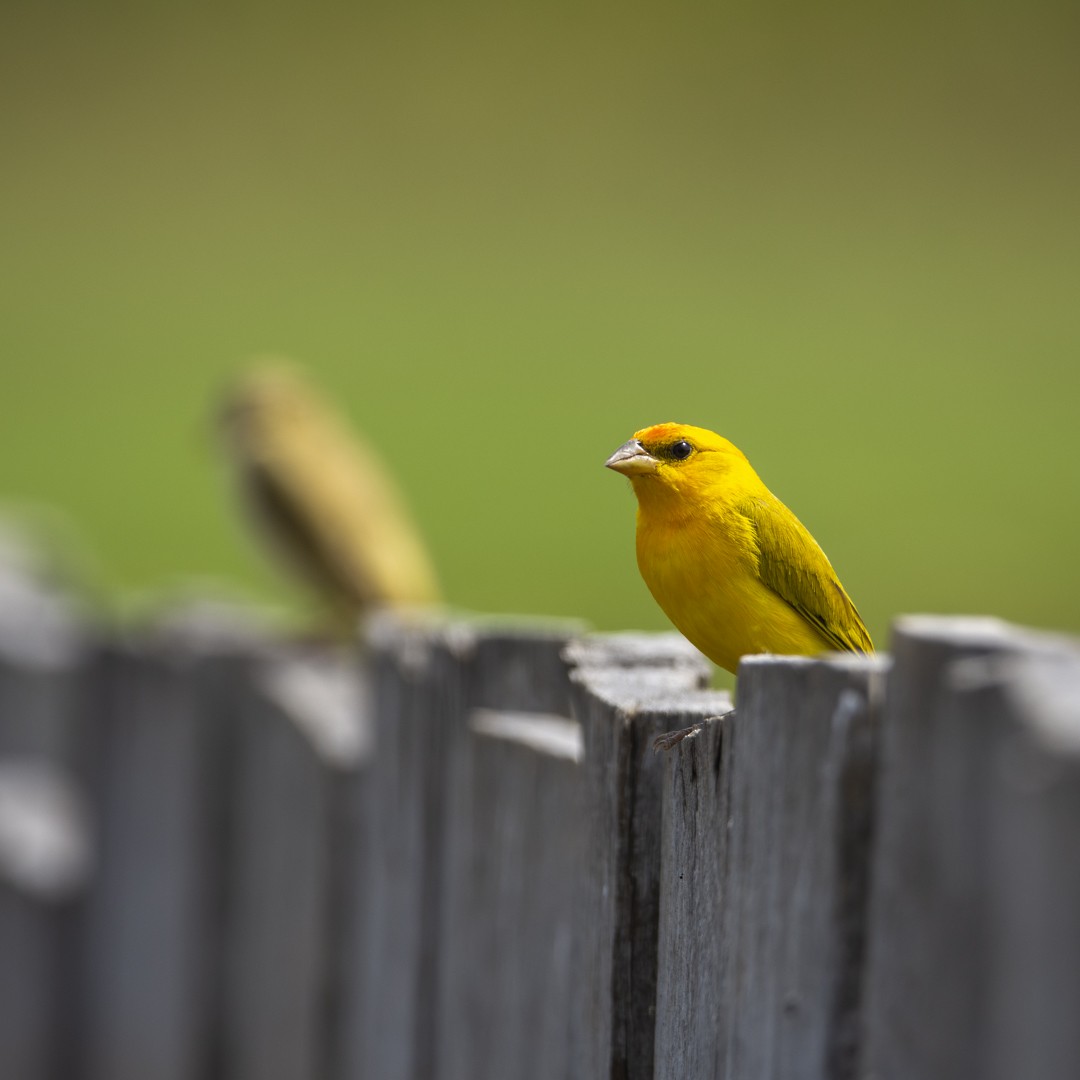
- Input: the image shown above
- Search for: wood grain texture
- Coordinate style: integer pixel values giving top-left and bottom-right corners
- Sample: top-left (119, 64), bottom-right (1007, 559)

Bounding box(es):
top-left (985, 646), bottom-right (1080, 1080)
top-left (569, 637), bottom-right (730, 1080)
top-left (351, 612), bottom-right (475, 1080)
top-left (77, 612), bottom-right (266, 1080)
top-left (562, 631), bottom-right (710, 676)
top-left (435, 706), bottom-right (581, 1078)
top-left (433, 622), bottom-right (584, 1080)
top-left (220, 648), bottom-right (368, 1080)
top-left (721, 654), bottom-right (886, 1080)
top-left (859, 616), bottom-right (1066, 1080)
top-left (653, 715), bottom-right (730, 1080)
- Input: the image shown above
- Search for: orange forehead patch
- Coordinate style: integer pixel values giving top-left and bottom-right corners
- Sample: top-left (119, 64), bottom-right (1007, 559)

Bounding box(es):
top-left (633, 422), bottom-right (688, 445)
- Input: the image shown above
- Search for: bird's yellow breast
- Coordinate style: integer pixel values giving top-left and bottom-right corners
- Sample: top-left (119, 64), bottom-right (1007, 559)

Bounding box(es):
top-left (635, 501), bottom-right (830, 674)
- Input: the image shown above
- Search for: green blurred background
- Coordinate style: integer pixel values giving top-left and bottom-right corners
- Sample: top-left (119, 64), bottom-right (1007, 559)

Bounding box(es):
top-left (2, 2), bottom-right (1078, 668)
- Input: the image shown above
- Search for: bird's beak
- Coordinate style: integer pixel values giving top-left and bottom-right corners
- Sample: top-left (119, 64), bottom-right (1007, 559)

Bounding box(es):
top-left (604, 439), bottom-right (658, 476)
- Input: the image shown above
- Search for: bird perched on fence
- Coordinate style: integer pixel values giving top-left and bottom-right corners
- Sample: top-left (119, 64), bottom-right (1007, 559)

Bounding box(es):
top-left (605, 422), bottom-right (872, 675)
top-left (218, 364), bottom-right (441, 632)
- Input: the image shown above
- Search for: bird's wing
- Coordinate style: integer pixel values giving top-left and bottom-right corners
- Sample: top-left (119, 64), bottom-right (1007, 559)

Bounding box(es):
top-left (241, 416), bottom-right (442, 613)
top-left (739, 492), bottom-right (874, 654)
top-left (241, 458), bottom-right (374, 612)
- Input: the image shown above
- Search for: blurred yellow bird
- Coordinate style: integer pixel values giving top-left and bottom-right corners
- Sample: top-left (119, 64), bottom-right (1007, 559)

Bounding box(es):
top-left (219, 364), bottom-right (441, 628)
top-left (605, 422), bottom-right (872, 674)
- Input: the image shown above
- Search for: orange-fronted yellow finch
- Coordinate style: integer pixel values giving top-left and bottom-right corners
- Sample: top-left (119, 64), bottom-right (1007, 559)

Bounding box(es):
top-left (606, 422), bottom-right (872, 674)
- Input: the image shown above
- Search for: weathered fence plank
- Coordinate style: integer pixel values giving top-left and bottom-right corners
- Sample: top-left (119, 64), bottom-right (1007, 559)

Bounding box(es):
top-left (221, 648), bottom-right (369, 1080)
top-left (78, 611), bottom-right (264, 1080)
top-left (0, 553), bottom-right (93, 1080)
top-left (433, 623), bottom-right (584, 1080)
top-left (722, 655), bottom-right (885, 1080)
top-left (441, 712), bottom-right (582, 1080)
top-left (653, 654), bottom-right (885, 1080)
top-left (0, 762), bottom-right (90, 1080)
top-left (859, 616), bottom-right (1071, 1080)
top-left (985, 647), bottom-right (1080, 1080)
top-left (349, 613), bottom-right (474, 1080)
top-left (569, 636), bottom-right (730, 1080)
top-left (653, 714), bottom-right (730, 1080)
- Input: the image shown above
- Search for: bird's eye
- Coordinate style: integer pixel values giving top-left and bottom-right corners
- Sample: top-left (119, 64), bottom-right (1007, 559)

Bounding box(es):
top-left (670, 440), bottom-right (693, 461)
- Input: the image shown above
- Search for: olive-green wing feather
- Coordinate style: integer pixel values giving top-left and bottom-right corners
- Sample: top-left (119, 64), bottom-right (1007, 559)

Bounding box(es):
top-left (740, 492), bottom-right (873, 654)
top-left (241, 460), bottom-right (374, 611)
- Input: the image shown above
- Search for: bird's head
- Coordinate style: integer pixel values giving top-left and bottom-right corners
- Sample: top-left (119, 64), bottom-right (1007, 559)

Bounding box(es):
top-left (218, 363), bottom-right (325, 453)
top-left (604, 422), bottom-right (749, 504)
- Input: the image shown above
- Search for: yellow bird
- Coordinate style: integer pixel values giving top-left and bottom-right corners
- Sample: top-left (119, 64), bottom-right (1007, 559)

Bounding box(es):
top-left (219, 364), bottom-right (441, 628)
top-left (605, 422), bottom-right (872, 674)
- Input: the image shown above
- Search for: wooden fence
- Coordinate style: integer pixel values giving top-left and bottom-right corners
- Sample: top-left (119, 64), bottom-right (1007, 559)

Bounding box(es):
top-left (2, 556), bottom-right (1080, 1079)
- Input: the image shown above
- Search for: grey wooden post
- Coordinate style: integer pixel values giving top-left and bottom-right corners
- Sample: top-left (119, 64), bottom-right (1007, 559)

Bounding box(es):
top-left (0, 762), bottom-right (91, 1080)
top-left (984, 646), bottom-right (1080, 1080)
top-left (350, 612), bottom-right (475, 1080)
top-left (77, 604), bottom-right (267, 1080)
top-left (653, 713), bottom-right (730, 1080)
top-left (720, 654), bottom-right (885, 1080)
top-left (859, 616), bottom-right (1059, 1080)
top-left (220, 646), bottom-right (370, 1080)
top-left (0, 550), bottom-right (93, 1080)
top-left (569, 635), bottom-right (729, 1080)
top-left (433, 622), bottom-right (584, 1080)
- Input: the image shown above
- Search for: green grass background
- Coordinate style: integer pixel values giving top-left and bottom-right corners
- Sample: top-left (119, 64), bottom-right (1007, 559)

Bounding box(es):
top-left (2, 2), bottom-right (1078, 666)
